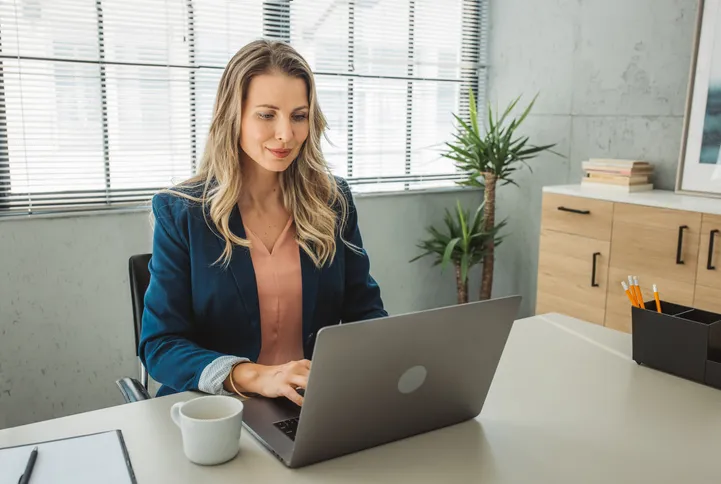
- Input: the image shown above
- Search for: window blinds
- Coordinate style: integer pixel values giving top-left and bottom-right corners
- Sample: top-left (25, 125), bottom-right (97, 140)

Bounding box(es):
top-left (0, 0), bottom-right (487, 216)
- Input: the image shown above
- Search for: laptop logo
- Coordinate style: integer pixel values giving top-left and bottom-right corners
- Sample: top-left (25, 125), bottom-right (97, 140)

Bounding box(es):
top-left (397, 365), bottom-right (427, 394)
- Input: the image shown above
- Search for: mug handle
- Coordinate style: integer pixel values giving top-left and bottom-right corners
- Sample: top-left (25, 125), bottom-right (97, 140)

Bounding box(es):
top-left (170, 402), bottom-right (184, 428)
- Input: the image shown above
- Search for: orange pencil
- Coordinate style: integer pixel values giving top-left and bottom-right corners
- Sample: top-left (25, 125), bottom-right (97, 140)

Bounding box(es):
top-left (627, 276), bottom-right (638, 306)
top-left (653, 284), bottom-right (662, 313)
top-left (633, 276), bottom-right (645, 309)
top-left (622, 281), bottom-right (638, 308)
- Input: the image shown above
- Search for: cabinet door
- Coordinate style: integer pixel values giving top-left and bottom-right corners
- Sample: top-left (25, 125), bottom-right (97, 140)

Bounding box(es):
top-left (604, 203), bottom-right (702, 333)
top-left (695, 214), bottom-right (721, 314)
top-left (536, 229), bottom-right (610, 325)
top-left (694, 285), bottom-right (721, 315)
top-left (696, 214), bottom-right (721, 289)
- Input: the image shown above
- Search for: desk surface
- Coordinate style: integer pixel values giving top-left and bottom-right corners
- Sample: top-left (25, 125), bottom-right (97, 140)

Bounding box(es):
top-left (3, 313), bottom-right (721, 483)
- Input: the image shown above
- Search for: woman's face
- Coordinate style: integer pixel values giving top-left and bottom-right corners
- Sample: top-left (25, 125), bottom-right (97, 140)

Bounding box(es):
top-left (239, 72), bottom-right (310, 173)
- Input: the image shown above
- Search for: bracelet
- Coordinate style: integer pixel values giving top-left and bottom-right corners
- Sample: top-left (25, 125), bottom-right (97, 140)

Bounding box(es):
top-left (228, 361), bottom-right (254, 399)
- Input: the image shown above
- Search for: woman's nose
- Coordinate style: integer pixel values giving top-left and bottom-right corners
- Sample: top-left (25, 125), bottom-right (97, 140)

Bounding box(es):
top-left (275, 118), bottom-right (293, 142)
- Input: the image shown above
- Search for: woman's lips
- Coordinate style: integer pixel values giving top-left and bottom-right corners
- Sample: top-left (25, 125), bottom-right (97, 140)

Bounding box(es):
top-left (267, 148), bottom-right (292, 158)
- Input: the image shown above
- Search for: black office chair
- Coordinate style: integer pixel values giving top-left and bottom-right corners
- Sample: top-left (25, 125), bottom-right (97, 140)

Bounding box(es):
top-left (115, 253), bottom-right (153, 403)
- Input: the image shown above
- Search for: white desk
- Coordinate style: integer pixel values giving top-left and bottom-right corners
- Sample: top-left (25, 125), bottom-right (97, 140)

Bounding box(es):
top-left (3, 313), bottom-right (721, 483)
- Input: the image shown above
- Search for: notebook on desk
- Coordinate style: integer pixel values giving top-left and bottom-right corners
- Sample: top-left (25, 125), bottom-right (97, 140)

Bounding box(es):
top-left (0, 430), bottom-right (136, 484)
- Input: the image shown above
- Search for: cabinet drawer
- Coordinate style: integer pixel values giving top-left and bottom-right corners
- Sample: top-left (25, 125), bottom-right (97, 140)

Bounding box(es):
top-left (536, 229), bottom-right (610, 325)
top-left (540, 193), bottom-right (614, 241)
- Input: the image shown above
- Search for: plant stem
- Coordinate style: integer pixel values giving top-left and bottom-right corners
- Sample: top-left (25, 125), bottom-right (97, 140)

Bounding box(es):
top-left (480, 172), bottom-right (498, 300)
top-left (455, 262), bottom-right (469, 304)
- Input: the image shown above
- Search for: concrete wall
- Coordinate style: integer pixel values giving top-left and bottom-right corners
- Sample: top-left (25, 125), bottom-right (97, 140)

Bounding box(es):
top-left (0, 189), bottom-right (484, 429)
top-left (487, 0), bottom-right (699, 317)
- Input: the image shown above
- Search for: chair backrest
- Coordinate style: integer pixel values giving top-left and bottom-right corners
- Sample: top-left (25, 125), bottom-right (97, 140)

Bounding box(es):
top-left (128, 253), bottom-right (152, 355)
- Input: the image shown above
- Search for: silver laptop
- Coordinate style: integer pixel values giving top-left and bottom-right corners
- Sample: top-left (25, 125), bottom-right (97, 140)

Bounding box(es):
top-left (242, 295), bottom-right (521, 468)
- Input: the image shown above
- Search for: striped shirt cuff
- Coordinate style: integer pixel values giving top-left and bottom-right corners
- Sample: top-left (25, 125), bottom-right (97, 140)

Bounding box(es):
top-left (198, 355), bottom-right (249, 396)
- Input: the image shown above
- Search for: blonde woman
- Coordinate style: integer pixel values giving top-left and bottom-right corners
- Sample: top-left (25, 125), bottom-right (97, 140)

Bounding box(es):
top-left (139, 40), bottom-right (386, 406)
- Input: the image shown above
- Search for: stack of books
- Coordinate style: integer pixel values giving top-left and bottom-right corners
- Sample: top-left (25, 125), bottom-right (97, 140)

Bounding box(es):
top-left (581, 159), bottom-right (654, 192)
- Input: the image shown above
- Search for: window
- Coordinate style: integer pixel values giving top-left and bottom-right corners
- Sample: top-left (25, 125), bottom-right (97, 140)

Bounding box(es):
top-left (0, 0), bottom-right (487, 216)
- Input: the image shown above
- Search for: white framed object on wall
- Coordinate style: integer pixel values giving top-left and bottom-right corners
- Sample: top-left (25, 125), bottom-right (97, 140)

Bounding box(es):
top-left (677, 0), bottom-right (721, 197)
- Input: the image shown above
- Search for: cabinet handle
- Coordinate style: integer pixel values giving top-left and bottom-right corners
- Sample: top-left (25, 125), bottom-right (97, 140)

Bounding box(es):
top-left (708, 229), bottom-right (719, 270)
top-left (557, 206), bottom-right (590, 215)
top-left (591, 252), bottom-right (601, 287)
top-left (676, 225), bottom-right (689, 265)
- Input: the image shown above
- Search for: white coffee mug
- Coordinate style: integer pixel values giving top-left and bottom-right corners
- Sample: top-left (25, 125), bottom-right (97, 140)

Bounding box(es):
top-left (170, 395), bottom-right (244, 465)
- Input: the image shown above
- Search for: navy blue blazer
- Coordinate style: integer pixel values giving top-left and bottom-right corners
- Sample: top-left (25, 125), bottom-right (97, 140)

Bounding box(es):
top-left (139, 177), bottom-right (387, 397)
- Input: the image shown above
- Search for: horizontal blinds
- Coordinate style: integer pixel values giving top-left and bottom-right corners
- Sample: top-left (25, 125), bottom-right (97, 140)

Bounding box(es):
top-left (0, 0), bottom-right (485, 216)
top-left (289, 0), bottom-right (480, 190)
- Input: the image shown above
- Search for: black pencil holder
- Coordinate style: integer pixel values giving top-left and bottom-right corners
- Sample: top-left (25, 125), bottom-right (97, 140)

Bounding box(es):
top-left (632, 300), bottom-right (721, 389)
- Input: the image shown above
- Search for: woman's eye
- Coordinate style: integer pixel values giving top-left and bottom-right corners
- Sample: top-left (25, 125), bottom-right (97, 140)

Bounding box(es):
top-left (258, 112), bottom-right (274, 120)
top-left (292, 113), bottom-right (308, 122)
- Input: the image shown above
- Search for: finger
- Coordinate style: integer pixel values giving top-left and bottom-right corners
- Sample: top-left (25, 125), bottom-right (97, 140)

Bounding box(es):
top-left (283, 385), bottom-right (304, 406)
top-left (288, 373), bottom-right (308, 389)
top-left (299, 359), bottom-right (311, 370)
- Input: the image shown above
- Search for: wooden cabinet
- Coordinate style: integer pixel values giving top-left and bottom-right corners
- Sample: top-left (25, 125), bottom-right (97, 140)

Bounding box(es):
top-left (604, 204), bottom-right (701, 332)
top-left (536, 187), bottom-right (721, 334)
top-left (695, 214), bottom-right (721, 313)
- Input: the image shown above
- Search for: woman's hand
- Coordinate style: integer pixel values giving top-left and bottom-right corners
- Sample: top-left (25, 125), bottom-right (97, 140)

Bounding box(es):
top-left (226, 360), bottom-right (311, 406)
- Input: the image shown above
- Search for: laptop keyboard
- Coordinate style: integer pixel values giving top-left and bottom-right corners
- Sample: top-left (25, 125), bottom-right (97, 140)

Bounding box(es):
top-left (273, 417), bottom-right (300, 441)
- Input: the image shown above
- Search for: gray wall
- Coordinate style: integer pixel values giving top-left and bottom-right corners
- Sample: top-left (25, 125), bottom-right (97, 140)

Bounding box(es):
top-left (0, 189), bottom-right (483, 429)
top-left (487, 0), bottom-right (699, 317)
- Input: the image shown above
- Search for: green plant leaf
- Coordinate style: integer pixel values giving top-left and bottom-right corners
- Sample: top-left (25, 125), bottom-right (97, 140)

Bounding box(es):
top-left (469, 89), bottom-right (479, 136)
top-left (471, 202), bottom-right (485, 232)
top-left (514, 93), bottom-right (538, 128)
top-left (486, 100), bottom-right (495, 137)
top-left (441, 237), bottom-right (461, 269)
top-left (496, 95), bottom-right (521, 131)
top-left (445, 142), bottom-right (475, 160)
top-left (516, 143), bottom-right (557, 158)
top-left (457, 177), bottom-right (485, 188)
top-left (457, 200), bottom-right (469, 242)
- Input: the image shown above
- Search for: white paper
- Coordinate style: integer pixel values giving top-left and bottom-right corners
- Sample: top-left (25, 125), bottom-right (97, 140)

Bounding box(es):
top-left (0, 430), bottom-right (134, 484)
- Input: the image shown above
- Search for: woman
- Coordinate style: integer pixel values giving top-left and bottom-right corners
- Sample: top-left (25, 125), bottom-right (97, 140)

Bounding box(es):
top-left (139, 39), bottom-right (386, 406)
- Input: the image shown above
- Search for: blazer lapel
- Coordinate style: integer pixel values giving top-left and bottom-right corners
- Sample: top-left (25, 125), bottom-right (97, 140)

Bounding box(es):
top-left (218, 205), bottom-right (260, 329)
top-left (300, 248), bottom-right (320, 339)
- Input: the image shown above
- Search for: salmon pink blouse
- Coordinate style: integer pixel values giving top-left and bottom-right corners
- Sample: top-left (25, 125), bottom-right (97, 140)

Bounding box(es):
top-left (197, 216), bottom-right (304, 394)
top-left (244, 216), bottom-right (304, 366)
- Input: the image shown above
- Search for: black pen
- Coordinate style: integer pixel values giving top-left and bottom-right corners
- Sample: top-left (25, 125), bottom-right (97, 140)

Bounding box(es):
top-left (18, 446), bottom-right (38, 484)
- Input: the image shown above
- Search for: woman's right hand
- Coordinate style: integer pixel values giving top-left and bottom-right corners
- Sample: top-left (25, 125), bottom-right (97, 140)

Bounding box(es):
top-left (227, 360), bottom-right (311, 406)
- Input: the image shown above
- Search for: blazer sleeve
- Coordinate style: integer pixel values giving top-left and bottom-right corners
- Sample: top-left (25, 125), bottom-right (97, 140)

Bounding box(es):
top-left (138, 194), bottom-right (230, 393)
top-left (338, 179), bottom-right (388, 322)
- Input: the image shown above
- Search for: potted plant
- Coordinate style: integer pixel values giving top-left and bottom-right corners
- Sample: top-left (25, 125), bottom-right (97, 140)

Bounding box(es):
top-left (410, 200), bottom-right (505, 304)
top-left (443, 90), bottom-right (558, 300)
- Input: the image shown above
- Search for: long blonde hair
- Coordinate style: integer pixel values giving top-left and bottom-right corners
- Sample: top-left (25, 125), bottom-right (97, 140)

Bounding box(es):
top-left (168, 39), bottom-right (348, 268)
